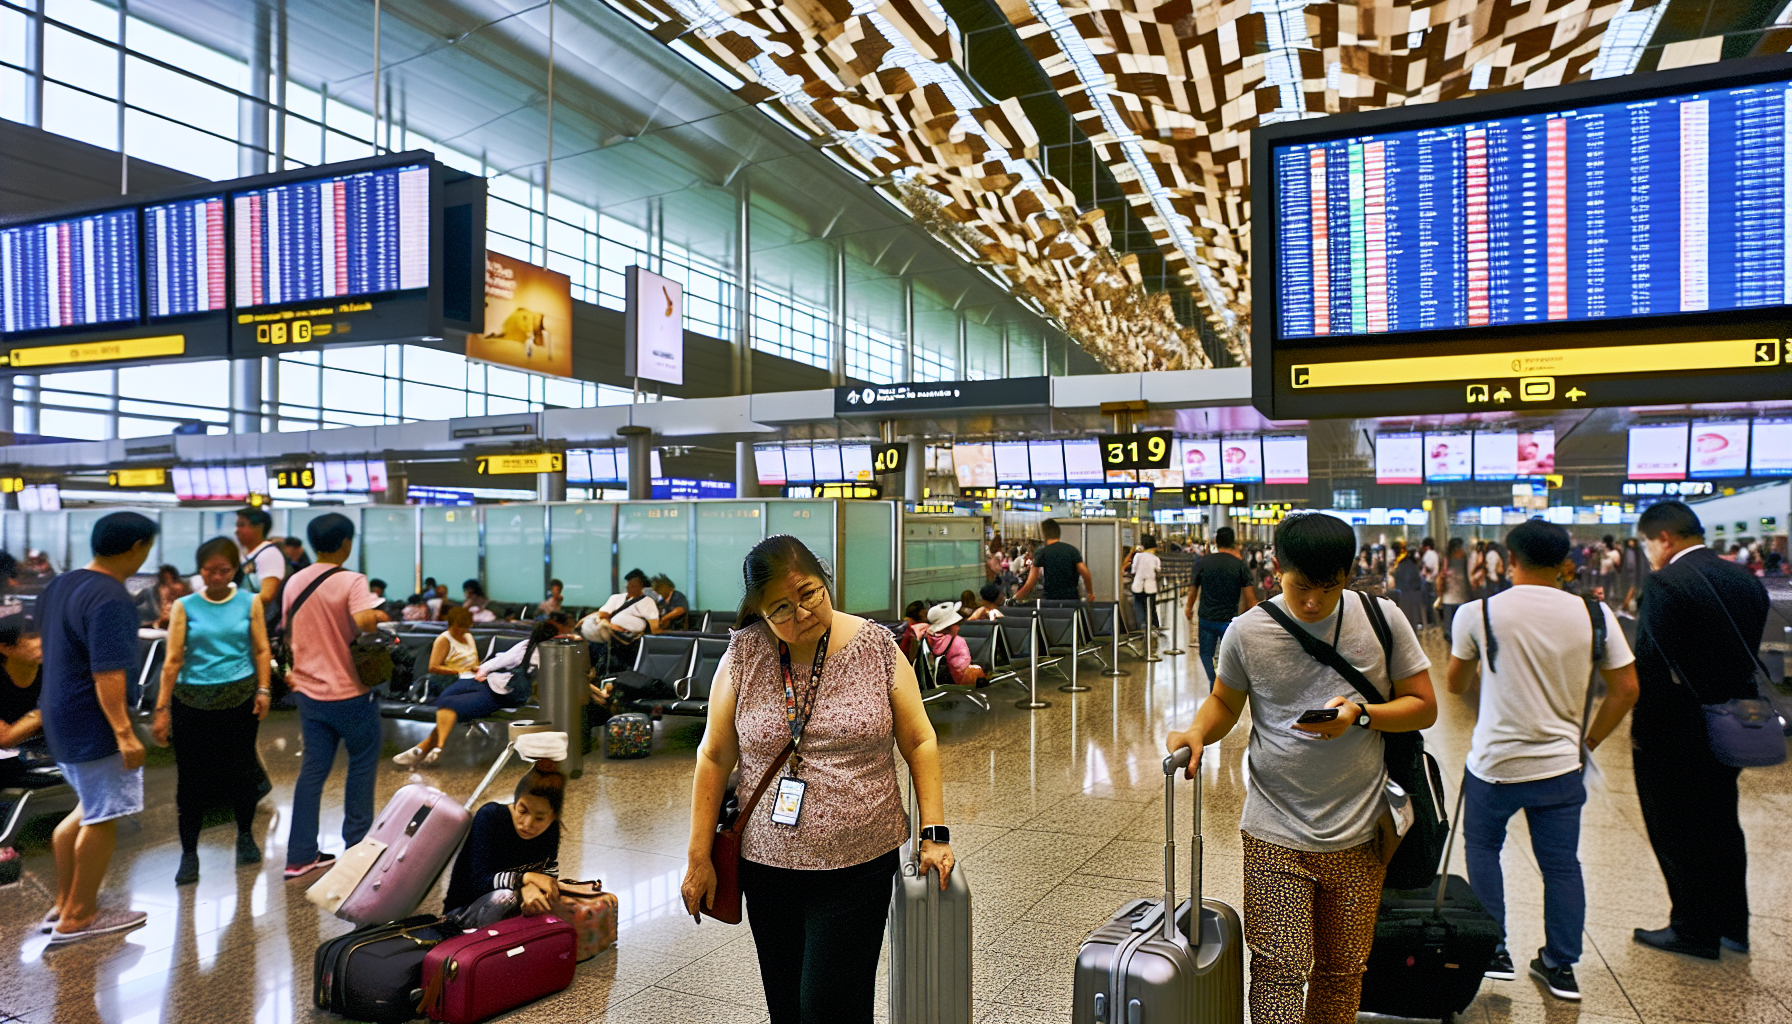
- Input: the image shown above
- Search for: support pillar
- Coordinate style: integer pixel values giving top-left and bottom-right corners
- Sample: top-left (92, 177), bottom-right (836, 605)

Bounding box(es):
top-left (903, 437), bottom-right (924, 503)
top-left (732, 180), bottom-right (753, 396)
top-left (620, 425), bottom-right (652, 501)
top-left (735, 441), bottom-right (760, 498)
top-left (537, 472), bottom-right (566, 502)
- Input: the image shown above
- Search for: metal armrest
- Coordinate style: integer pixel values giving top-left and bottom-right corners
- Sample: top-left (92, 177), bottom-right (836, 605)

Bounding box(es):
top-left (670, 674), bottom-right (695, 700)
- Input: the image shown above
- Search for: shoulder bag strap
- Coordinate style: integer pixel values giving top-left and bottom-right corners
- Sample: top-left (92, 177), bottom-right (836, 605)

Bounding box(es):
top-left (1685, 565), bottom-right (1775, 696)
top-left (726, 741), bottom-right (795, 839)
top-left (1260, 599), bottom-right (1389, 706)
top-left (1481, 595), bottom-right (1499, 673)
top-left (1577, 597), bottom-right (1606, 767)
top-left (283, 565), bottom-right (345, 642)
top-left (1357, 591), bottom-right (1394, 678)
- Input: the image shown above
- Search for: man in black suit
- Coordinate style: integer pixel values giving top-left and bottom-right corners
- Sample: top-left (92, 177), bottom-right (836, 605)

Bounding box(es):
top-left (1630, 501), bottom-right (1770, 960)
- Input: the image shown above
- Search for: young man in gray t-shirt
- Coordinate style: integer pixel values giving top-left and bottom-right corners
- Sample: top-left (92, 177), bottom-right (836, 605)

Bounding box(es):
top-left (1167, 512), bottom-right (1437, 1024)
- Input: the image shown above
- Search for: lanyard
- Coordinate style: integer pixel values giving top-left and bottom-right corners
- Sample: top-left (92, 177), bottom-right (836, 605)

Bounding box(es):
top-left (778, 629), bottom-right (831, 776)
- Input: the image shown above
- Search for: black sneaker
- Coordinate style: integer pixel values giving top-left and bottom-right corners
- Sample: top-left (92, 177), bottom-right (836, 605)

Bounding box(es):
top-left (1484, 949), bottom-right (1516, 981)
top-left (1529, 951), bottom-right (1580, 1001)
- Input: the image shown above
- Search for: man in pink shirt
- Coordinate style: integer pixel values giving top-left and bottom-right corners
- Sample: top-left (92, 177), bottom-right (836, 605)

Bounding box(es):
top-left (281, 513), bottom-right (389, 880)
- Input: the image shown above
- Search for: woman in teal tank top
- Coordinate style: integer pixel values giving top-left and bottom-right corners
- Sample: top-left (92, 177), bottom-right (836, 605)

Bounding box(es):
top-left (151, 537), bottom-right (273, 886)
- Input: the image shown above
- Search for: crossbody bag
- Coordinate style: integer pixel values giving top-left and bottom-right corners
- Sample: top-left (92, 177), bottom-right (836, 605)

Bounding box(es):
top-left (1668, 571), bottom-right (1787, 769)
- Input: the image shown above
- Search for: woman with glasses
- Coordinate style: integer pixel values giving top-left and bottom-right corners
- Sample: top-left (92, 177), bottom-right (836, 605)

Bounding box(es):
top-left (680, 535), bottom-right (954, 1024)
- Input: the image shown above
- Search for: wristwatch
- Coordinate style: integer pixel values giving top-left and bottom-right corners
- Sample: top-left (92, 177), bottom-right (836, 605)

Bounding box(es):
top-left (919, 825), bottom-right (951, 844)
top-left (1354, 710), bottom-right (1373, 729)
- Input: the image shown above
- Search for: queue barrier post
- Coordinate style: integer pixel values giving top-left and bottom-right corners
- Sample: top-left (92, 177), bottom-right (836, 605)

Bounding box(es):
top-left (1016, 615), bottom-right (1051, 709)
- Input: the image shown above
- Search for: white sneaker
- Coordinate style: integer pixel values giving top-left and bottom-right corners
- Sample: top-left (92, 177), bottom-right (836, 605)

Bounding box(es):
top-left (421, 748), bottom-right (442, 766)
top-left (392, 746), bottom-right (424, 766)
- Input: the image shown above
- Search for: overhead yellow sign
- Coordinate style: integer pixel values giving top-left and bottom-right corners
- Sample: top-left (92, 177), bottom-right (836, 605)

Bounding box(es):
top-left (6, 334), bottom-right (185, 368)
top-left (1291, 338), bottom-right (1784, 390)
top-left (276, 467), bottom-right (315, 489)
top-left (0, 478), bottom-right (22, 493)
top-left (476, 452), bottom-right (564, 475)
top-left (108, 468), bottom-right (167, 488)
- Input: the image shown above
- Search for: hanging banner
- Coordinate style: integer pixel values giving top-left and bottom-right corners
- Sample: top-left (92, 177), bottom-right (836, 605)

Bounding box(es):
top-left (468, 252), bottom-right (573, 378)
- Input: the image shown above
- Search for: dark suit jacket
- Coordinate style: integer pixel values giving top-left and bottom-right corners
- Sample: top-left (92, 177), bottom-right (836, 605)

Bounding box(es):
top-left (1632, 546), bottom-right (1771, 752)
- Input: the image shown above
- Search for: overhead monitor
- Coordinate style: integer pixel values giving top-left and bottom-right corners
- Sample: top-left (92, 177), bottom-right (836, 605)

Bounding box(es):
top-left (320, 460), bottom-right (348, 491)
top-left (234, 162), bottom-right (429, 309)
top-left (754, 447), bottom-right (786, 487)
top-left (952, 443), bottom-right (995, 488)
top-left (993, 442), bottom-right (1031, 484)
top-left (1140, 467), bottom-right (1184, 490)
top-left (1219, 437), bottom-right (1263, 483)
top-left (1182, 439), bottom-right (1222, 483)
top-left (0, 208), bottom-right (139, 334)
top-left (564, 450), bottom-right (593, 484)
top-left (247, 464), bottom-right (270, 495)
top-left (1252, 54), bottom-right (1792, 417)
top-left (811, 445), bottom-right (844, 483)
top-left (225, 465), bottom-right (250, 499)
top-left (343, 460), bottom-right (371, 492)
top-left (782, 446), bottom-right (815, 485)
top-left (1752, 418), bottom-right (1792, 475)
top-left (172, 466), bottom-right (195, 501)
top-left (144, 196), bottom-right (226, 319)
top-left (615, 448), bottom-right (631, 484)
top-left (1473, 431), bottom-right (1518, 480)
top-left (588, 449), bottom-right (618, 483)
top-left (1516, 429), bottom-right (1556, 476)
top-left (1628, 423), bottom-right (1691, 481)
top-left (1375, 433), bottom-right (1424, 484)
top-left (841, 444), bottom-right (874, 482)
top-left (1424, 432), bottom-right (1472, 482)
top-left (1262, 435), bottom-right (1309, 485)
top-left (1028, 440), bottom-right (1066, 485)
top-left (1063, 439), bottom-right (1105, 483)
top-left (206, 465), bottom-right (229, 499)
top-left (1688, 420), bottom-right (1750, 478)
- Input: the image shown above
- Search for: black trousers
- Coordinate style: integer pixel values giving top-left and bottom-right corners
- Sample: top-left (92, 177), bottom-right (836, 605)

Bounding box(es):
top-left (1633, 737), bottom-right (1749, 944)
top-left (172, 693), bottom-right (262, 854)
top-left (741, 848), bottom-right (899, 1024)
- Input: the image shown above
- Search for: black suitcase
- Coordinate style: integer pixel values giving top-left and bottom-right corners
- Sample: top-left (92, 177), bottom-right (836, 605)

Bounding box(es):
top-left (314, 913), bottom-right (449, 1022)
top-left (1359, 773), bottom-right (1499, 1022)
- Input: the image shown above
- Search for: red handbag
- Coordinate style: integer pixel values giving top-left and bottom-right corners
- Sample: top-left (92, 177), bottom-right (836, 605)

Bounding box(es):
top-left (704, 741), bottom-right (792, 924)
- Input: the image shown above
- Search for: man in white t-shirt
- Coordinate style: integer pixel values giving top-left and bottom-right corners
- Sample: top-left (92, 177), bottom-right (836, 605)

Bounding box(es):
top-left (1446, 519), bottom-right (1639, 1002)
top-left (235, 507), bottom-right (287, 607)
top-left (580, 569), bottom-right (659, 671)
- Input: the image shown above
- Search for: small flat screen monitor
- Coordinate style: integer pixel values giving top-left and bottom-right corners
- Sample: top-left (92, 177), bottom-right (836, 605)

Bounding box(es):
top-left (1262, 435), bottom-right (1309, 485)
top-left (232, 162), bottom-right (429, 308)
top-left (1689, 421), bottom-right (1749, 479)
top-left (1140, 467), bottom-right (1184, 489)
top-left (225, 465), bottom-right (250, 499)
top-left (811, 446), bottom-right (844, 483)
top-left (1753, 418), bottom-right (1792, 476)
top-left (0, 209), bottom-right (140, 333)
top-left (1028, 440), bottom-right (1066, 484)
top-left (842, 444), bottom-right (874, 482)
top-left (246, 465), bottom-right (269, 495)
top-left (1517, 429), bottom-right (1556, 476)
top-left (1220, 437), bottom-right (1263, 483)
top-left (206, 465), bottom-right (229, 499)
top-left (587, 449), bottom-right (617, 482)
top-left (563, 450), bottom-right (592, 484)
top-left (1423, 433), bottom-right (1471, 482)
top-left (144, 196), bottom-right (227, 318)
top-left (172, 467), bottom-right (195, 501)
top-left (783, 446), bottom-right (815, 485)
top-left (322, 460), bottom-right (349, 492)
top-left (1473, 432), bottom-right (1518, 480)
top-left (33, 484), bottom-right (58, 511)
top-left (1628, 423), bottom-right (1690, 481)
top-left (993, 442), bottom-right (1031, 484)
top-left (343, 460), bottom-right (370, 492)
top-left (1063, 439), bottom-right (1104, 483)
top-left (1182, 439), bottom-right (1222, 483)
top-left (953, 443), bottom-right (995, 488)
top-left (1375, 433), bottom-right (1423, 484)
top-left (754, 447), bottom-right (786, 487)
top-left (366, 461), bottom-right (388, 493)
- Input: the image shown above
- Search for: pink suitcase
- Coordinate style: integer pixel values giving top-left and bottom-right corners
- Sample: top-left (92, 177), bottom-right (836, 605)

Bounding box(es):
top-left (417, 914), bottom-right (577, 1022)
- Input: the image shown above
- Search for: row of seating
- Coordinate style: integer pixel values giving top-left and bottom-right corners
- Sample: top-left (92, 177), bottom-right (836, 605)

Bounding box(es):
top-left (883, 600), bottom-right (1137, 712)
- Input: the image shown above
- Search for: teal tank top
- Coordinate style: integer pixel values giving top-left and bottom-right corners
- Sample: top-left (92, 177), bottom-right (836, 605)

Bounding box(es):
top-left (177, 588), bottom-right (256, 686)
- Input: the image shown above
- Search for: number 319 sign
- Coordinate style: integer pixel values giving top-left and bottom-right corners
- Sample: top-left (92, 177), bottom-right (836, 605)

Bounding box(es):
top-left (1099, 431), bottom-right (1173, 470)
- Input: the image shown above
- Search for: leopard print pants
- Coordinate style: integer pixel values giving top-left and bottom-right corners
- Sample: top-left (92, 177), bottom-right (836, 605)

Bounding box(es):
top-left (1241, 830), bottom-right (1385, 1024)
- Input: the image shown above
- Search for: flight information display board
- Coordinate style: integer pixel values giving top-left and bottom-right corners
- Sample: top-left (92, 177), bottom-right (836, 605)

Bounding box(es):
top-left (1252, 55), bottom-right (1792, 418)
top-left (0, 209), bottom-right (139, 333)
top-left (144, 196), bottom-right (227, 319)
top-left (232, 162), bottom-right (430, 308)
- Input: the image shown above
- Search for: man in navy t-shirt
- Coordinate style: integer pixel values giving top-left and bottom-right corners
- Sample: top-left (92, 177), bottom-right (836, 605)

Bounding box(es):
top-left (39, 512), bottom-right (156, 946)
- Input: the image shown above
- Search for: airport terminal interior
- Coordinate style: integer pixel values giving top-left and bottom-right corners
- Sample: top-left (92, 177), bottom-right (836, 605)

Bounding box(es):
top-left (1, 0), bottom-right (1791, 1022)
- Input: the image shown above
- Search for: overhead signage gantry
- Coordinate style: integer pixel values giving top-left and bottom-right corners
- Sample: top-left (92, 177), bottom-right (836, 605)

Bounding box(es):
top-left (1251, 53), bottom-right (1792, 418)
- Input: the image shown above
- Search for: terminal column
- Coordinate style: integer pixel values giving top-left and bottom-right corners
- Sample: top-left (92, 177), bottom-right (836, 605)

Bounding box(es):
top-left (904, 437), bottom-right (924, 502)
top-left (620, 425), bottom-right (652, 501)
top-left (735, 440), bottom-right (760, 498)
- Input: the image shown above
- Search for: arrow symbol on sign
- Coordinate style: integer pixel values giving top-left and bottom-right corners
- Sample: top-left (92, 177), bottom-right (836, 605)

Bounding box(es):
top-left (1757, 342), bottom-right (1776, 364)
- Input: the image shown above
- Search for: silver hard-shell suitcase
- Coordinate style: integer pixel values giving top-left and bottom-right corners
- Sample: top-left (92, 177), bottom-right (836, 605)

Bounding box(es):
top-left (1073, 746), bottom-right (1244, 1024)
top-left (888, 775), bottom-right (973, 1024)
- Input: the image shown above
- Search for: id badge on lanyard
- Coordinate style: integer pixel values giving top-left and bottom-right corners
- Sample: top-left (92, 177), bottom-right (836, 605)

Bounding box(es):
top-left (775, 630), bottom-right (830, 828)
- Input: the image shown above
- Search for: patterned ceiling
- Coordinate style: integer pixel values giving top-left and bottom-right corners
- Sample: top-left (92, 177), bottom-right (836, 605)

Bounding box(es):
top-left (598, 0), bottom-right (1767, 372)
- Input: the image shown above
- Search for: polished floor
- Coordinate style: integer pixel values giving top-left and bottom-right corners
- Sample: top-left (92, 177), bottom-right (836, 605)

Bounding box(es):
top-left (1, 617), bottom-right (1789, 1024)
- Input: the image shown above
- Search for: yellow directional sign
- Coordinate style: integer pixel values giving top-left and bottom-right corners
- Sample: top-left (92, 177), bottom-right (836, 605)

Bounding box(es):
top-left (476, 452), bottom-right (564, 475)
top-left (6, 334), bottom-right (186, 368)
top-left (107, 468), bottom-right (167, 488)
top-left (0, 478), bottom-right (22, 493)
top-left (276, 467), bottom-right (315, 489)
top-left (1291, 338), bottom-right (1781, 390)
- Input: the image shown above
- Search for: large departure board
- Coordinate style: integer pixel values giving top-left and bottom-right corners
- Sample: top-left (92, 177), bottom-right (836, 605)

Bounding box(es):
top-left (232, 162), bottom-right (430, 309)
top-left (144, 196), bottom-right (226, 319)
top-left (0, 209), bottom-right (139, 333)
top-left (1274, 78), bottom-right (1792, 339)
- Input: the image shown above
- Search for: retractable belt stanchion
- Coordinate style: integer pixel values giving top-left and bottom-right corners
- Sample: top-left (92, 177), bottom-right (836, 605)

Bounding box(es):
top-left (1141, 589), bottom-right (1162, 664)
top-left (1101, 526), bottom-right (1129, 677)
top-left (1162, 581), bottom-right (1185, 656)
top-left (1060, 605), bottom-right (1090, 693)
top-left (1016, 615), bottom-right (1051, 709)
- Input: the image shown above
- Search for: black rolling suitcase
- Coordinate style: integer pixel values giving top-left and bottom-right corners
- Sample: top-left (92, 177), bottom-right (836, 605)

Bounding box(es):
top-left (1358, 773), bottom-right (1499, 1022)
top-left (314, 913), bottom-right (451, 1022)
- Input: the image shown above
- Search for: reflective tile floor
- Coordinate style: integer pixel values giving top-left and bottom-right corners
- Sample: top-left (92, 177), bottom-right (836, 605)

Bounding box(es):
top-left (1, 625), bottom-right (1789, 1023)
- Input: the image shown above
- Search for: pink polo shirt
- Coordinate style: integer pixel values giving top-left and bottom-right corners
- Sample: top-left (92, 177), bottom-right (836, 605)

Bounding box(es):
top-left (282, 562), bottom-right (383, 702)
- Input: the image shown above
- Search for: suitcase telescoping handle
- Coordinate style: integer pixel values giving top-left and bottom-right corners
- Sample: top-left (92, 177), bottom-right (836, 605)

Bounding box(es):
top-left (1161, 747), bottom-right (1200, 943)
top-left (466, 741), bottom-right (518, 809)
top-left (1432, 767), bottom-right (1469, 916)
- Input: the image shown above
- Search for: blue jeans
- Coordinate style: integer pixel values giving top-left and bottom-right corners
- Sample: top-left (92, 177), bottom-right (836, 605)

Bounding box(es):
top-left (1462, 768), bottom-right (1587, 967)
top-left (287, 691), bottom-right (382, 868)
top-left (1197, 619), bottom-right (1231, 687)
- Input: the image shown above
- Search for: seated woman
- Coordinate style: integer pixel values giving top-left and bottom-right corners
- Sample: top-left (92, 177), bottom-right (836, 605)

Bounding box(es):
top-left (924, 603), bottom-right (989, 687)
top-left (395, 611), bottom-right (538, 766)
top-left (401, 593), bottom-right (431, 621)
top-left (422, 607), bottom-right (480, 698)
top-left (897, 600), bottom-right (929, 659)
top-left (964, 582), bottom-right (1005, 621)
top-left (151, 564), bottom-right (192, 629)
top-left (442, 759), bottom-right (564, 925)
top-left (0, 619), bottom-right (44, 786)
top-left (956, 589), bottom-right (979, 621)
top-left (462, 579), bottom-right (495, 622)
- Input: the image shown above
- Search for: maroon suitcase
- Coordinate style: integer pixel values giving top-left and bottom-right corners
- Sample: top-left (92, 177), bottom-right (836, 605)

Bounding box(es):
top-left (417, 914), bottom-right (577, 1023)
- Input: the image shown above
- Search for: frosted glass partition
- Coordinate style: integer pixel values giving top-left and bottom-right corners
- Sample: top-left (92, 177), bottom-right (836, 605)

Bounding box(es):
top-left (157, 511), bottom-right (204, 574)
top-left (0, 512), bottom-right (21, 559)
top-left (27, 513), bottom-right (68, 573)
top-left (362, 508), bottom-right (420, 596)
top-left (693, 503), bottom-right (765, 613)
top-left (484, 504), bottom-right (548, 606)
top-left (421, 508), bottom-right (479, 592)
top-left (772, 501), bottom-right (834, 577)
top-left (288, 508), bottom-right (360, 568)
top-left (66, 509), bottom-right (107, 571)
top-left (616, 503), bottom-right (690, 599)
top-left (841, 500), bottom-right (896, 618)
top-left (549, 504), bottom-right (614, 608)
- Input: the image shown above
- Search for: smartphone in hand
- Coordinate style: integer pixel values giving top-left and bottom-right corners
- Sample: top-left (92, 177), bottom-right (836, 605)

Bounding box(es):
top-left (1295, 708), bottom-right (1340, 725)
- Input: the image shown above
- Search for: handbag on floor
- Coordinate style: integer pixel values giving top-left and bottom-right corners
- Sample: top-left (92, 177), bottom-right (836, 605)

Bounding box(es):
top-left (555, 879), bottom-right (619, 960)
top-left (603, 713), bottom-right (653, 759)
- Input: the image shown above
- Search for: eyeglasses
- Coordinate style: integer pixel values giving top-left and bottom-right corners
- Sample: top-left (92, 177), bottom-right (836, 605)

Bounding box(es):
top-left (764, 586), bottom-right (828, 625)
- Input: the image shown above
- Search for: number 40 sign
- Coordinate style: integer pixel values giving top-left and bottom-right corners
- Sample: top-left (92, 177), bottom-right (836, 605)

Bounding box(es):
top-left (1099, 431), bottom-right (1173, 470)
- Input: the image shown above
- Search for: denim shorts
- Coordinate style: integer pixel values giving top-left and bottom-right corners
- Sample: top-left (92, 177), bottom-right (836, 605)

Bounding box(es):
top-left (57, 752), bottom-right (145, 826)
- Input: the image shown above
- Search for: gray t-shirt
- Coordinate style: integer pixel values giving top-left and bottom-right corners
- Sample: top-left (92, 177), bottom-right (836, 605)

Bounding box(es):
top-left (1216, 593), bottom-right (1432, 853)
